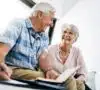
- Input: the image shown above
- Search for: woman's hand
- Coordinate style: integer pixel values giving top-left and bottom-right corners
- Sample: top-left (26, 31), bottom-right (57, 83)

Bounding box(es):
top-left (0, 63), bottom-right (12, 80)
top-left (46, 69), bottom-right (59, 79)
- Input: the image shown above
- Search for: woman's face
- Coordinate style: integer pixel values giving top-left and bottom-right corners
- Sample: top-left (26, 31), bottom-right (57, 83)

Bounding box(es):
top-left (62, 29), bottom-right (76, 45)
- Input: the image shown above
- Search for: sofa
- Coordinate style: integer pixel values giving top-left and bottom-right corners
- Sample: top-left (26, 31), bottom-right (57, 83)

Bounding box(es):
top-left (86, 71), bottom-right (96, 90)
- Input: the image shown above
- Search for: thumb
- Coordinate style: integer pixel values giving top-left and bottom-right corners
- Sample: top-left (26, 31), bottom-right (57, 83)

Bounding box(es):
top-left (46, 72), bottom-right (50, 79)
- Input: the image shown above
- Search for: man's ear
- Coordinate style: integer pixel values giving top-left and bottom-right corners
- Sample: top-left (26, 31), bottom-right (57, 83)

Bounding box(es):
top-left (36, 11), bottom-right (43, 19)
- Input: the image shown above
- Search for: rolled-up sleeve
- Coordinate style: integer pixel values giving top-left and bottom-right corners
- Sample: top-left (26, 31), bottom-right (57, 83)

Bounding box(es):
top-left (0, 20), bottom-right (22, 49)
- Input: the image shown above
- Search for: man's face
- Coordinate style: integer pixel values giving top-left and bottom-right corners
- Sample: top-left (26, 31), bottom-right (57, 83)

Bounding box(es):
top-left (41, 12), bottom-right (55, 31)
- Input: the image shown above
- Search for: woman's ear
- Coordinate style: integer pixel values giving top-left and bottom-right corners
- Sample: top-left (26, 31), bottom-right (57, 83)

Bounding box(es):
top-left (72, 35), bottom-right (77, 44)
top-left (73, 36), bottom-right (77, 43)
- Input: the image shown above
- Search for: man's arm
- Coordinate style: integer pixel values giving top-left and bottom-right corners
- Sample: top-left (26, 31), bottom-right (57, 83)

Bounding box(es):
top-left (0, 19), bottom-right (23, 80)
top-left (0, 43), bottom-right (10, 63)
top-left (0, 43), bottom-right (12, 80)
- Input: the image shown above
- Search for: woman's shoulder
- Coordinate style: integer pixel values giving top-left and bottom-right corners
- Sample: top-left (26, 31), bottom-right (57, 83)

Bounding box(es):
top-left (72, 46), bottom-right (81, 53)
top-left (48, 44), bottom-right (58, 51)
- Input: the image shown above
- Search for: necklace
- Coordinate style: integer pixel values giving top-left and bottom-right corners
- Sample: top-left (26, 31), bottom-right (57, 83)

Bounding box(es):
top-left (59, 47), bottom-right (70, 64)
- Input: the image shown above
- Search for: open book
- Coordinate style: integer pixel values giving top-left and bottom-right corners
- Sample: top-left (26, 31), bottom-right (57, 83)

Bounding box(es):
top-left (8, 66), bottom-right (80, 90)
top-left (36, 66), bottom-right (80, 83)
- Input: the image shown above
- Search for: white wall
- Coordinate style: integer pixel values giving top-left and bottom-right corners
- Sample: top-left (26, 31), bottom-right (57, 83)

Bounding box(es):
top-left (53, 0), bottom-right (100, 72)
top-left (52, 0), bottom-right (100, 89)
top-left (62, 0), bottom-right (80, 16)
top-left (34, 0), bottom-right (64, 18)
top-left (0, 0), bottom-right (30, 32)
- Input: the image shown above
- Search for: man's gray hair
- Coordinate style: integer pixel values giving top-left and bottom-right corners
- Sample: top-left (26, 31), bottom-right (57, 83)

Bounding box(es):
top-left (61, 23), bottom-right (79, 41)
top-left (30, 2), bottom-right (56, 16)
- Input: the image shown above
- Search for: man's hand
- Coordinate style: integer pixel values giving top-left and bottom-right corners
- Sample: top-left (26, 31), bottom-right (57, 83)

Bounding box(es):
top-left (0, 63), bottom-right (12, 80)
top-left (46, 69), bottom-right (59, 79)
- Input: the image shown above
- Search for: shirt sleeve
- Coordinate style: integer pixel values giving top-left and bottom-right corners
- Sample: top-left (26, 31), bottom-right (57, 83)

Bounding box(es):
top-left (76, 48), bottom-right (88, 82)
top-left (0, 20), bottom-right (22, 49)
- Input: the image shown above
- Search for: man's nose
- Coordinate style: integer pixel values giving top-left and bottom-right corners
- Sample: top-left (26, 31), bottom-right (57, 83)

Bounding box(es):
top-left (50, 22), bottom-right (53, 27)
top-left (50, 19), bottom-right (54, 27)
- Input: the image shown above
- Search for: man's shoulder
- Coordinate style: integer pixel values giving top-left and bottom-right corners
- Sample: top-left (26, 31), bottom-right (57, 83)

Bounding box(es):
top-left (8, 18), bottom-right (26, 27)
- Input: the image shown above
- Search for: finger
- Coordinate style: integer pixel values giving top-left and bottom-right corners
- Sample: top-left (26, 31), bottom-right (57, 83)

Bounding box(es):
top-left (0, 72), bottom-right (10, 80)
top-left (1, 64), bottom-right (12, 77)
top-left (46, 72), bottom-right (50, 79)
top-left (0, 66), bottom-right (9, 76)
top-left (6, 68), bottom-right (12, 76)
top-left (0, 64), bottom-right (7, 72)
top-left (51, 75), bottom-right (57, 79)
top-left (51, 72), bottom-right (59, 79)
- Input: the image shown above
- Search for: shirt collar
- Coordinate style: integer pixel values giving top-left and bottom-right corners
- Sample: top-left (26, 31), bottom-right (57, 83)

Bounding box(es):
top-left (25, 18), bottom-right (33, 29)
top-left (30, 30), bottom-right (45, 39)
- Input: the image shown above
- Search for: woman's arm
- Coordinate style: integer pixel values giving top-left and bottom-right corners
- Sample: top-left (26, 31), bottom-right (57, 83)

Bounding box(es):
top-left (39, 49), bottom-right (59, 79)
top-left (76, 49), bottom-right (88, 82)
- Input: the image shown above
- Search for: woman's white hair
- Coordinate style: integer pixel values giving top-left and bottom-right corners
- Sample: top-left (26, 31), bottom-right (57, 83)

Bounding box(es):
top-left (30, 2), bottom-right (56, 16)
top-left (61, 23), bottom-right (79, 41)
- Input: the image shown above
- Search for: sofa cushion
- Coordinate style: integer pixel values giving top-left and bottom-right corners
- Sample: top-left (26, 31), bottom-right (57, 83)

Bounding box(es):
top-left (86, 71), bottom-right (96, 90)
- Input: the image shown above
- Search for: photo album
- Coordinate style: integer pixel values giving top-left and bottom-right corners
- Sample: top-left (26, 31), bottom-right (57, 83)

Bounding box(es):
top-left (36, 66), bottom-right (80, 84)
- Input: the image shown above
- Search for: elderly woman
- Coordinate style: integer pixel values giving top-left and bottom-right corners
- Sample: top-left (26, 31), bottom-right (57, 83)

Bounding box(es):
top-left (39, 24), bottom-right (87, 90)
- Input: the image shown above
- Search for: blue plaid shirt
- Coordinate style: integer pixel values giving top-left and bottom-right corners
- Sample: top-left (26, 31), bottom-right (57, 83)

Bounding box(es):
top-left (0, 18), bottom-right (49, 70)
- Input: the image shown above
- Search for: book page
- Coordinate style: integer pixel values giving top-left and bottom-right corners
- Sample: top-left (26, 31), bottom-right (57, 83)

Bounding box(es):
top-left (56, 66), bottom-right (80, 82)
top-left (36, 66), bottom-right (80, 83)
top-left (36, 77), bottom-right (61, 83)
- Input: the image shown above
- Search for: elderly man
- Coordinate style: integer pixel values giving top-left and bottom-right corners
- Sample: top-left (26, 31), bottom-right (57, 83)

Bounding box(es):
top-left (0, 2), bottom-right (55, 80)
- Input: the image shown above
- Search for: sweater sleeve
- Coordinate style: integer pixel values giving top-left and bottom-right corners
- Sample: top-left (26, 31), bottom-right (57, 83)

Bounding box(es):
top-left (39, 49), bottom-right (53, 72)
top-left (76, 48), bottom-right (88, 82)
